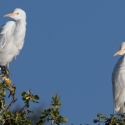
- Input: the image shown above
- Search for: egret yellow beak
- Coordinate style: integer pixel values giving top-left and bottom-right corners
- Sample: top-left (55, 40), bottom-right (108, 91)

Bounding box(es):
top-left (4, 13), bottom-right (17, 17)
top-left (114, 50), bottom-right (124, 56)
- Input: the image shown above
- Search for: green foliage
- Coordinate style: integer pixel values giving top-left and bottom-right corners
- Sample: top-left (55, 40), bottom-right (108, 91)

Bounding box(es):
top-left (2, 111), bottom-right (31, 125)
top-left (0, 68), bottom-right (68, 125)
top-left (94, 113), bottom-right (125, 125)
top-left (36, 93), bottom-right (68, 125)
top-left (21, 90), bottom-right (39, 109)
top-left (0, 69), bottom-right (40, 125)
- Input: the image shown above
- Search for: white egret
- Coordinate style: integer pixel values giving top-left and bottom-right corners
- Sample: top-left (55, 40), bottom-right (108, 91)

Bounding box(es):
top-left (112, 42), bottom-right (125, 113)
top-left (0, 8), bottom-right (26, 73)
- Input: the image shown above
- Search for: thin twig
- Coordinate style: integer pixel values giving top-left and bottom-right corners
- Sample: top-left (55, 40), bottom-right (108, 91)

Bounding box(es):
top-left (6, 90), bottom-right (17, 111)
top-left (19, 105), bottom-right (28, 113)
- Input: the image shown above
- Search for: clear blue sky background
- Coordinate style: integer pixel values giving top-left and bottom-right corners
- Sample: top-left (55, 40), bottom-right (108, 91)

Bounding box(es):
top-left (0, 1), bottom-right (125, 124)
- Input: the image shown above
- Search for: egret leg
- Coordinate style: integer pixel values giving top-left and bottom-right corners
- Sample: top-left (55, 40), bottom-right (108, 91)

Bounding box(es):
top-left (0, 65), bottom-right (9, 77)
top-left (0, 66), bottom-right (6, 74)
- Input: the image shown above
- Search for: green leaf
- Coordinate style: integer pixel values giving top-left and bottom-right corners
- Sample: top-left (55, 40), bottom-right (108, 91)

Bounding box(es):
top-left (61, 118), bottom-right (68, 123)
top-left (22, 97), bottom-right (26, 100)
top-left (101, 116), bottom-right (108, 120)
top-left (40, 115), bottom-right (46, 119)
top-left (47, 108), bottom-right (51, 113)
top-left (21, 92), bottom-right (26, 96)
top-left (1, 119), bottom-right (5, 125)
top-left (110, 114), bottom-right (114, 117)
top-left (3, 91), bottom-right (6, 96)
top-left (97, 113), bottom-right (102, 117)
top-left (93, 119), bottom-right (99, 123)
top-left (52, 93), bottom-right (55, 98)
top-left (34, 95), bottom-right (40, 100)
top-left (51, 113), bottom-right (55, 118)
top-left (0, 89), bottom-right (3, 94)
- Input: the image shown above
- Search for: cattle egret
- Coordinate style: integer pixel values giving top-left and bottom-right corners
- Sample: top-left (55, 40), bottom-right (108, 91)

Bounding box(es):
top-left (112, 42), bottom-right (125, 113)
top-left (0, 8), bottom-right (26, 74)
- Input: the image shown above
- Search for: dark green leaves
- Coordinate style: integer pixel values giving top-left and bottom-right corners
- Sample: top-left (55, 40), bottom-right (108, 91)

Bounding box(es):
top-left (94, 113), bottom-right (125, 125)
top-left (3, 111), bottom-right (31, 125)
top-left (97, 113), bottom-right (102, 117)
top-left (0, 68), bottom-right (33, 125)
top-left (37, 93), bottom-right (68, 125)
top-left (34, 95), bottom-right (39, 100)
top-left (21, 92), bottom-right (26, 96)
top-left (21, 90), bottom-right (40, 103)
top-left (0, 68), bottom-right (68, 125)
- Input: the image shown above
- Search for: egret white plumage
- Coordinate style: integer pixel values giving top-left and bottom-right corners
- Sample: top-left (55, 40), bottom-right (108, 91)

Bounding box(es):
top-left (112, 42), bottom-right (125, 113)
top-left (0, 8), bottom-right (26, 73)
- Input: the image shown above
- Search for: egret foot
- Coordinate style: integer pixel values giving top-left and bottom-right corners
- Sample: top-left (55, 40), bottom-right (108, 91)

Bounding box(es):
top-left (0, 66), bottom-right (10, 77)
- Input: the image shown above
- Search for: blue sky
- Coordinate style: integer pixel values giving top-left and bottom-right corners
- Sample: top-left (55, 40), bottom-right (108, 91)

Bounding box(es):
top-left (1, 1), bottom-right (125, 124)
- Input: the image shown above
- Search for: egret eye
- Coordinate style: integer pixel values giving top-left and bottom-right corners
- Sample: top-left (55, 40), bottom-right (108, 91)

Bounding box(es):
top-left (16, 12), bottom-right (19, 15)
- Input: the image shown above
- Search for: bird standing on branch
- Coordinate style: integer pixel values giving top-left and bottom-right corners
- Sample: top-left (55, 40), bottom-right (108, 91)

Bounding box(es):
top-left (0, 8), bottom-right (26, 74)
top-left (112, 42), bottom-right (125, 113)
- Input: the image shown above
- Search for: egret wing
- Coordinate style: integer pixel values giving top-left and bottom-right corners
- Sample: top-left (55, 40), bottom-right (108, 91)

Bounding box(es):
top-left (0, 21), bottom-right (15, 51)
top-left (112, 56), bottom-right (125, 101)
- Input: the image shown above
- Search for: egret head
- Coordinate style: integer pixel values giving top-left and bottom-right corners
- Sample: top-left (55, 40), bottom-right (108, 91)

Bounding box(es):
top-left (4, 8), bottom-right (26, 21)
top-left (114, 42), bottom-right (125, 56)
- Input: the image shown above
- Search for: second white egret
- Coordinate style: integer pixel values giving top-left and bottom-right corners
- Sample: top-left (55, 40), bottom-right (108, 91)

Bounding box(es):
top-left (112, 42), bottom-right (125, 113)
